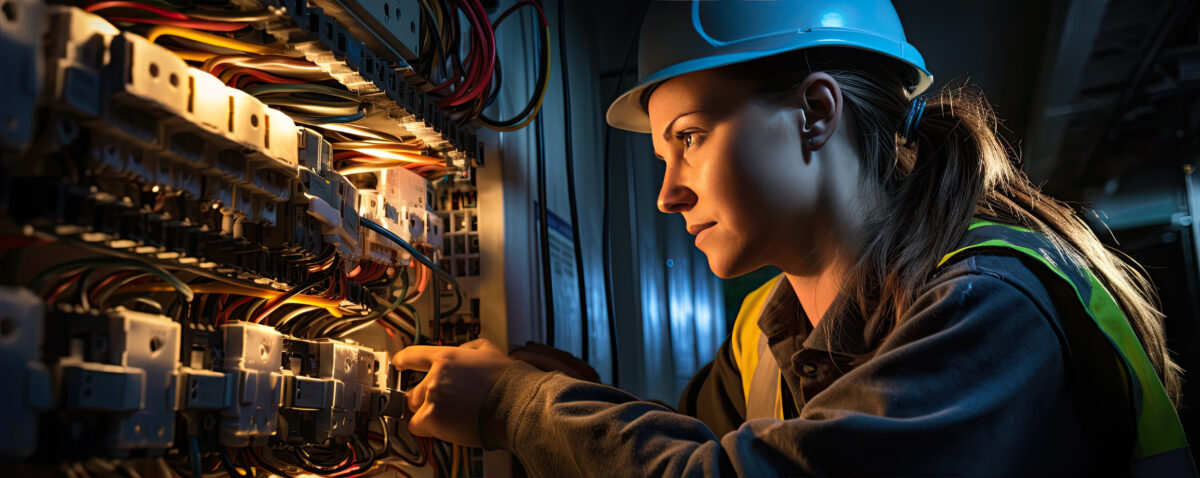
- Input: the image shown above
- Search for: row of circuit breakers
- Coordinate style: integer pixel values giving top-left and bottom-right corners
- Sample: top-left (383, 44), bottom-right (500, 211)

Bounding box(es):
top-left (0, 0), bottom-right (489, 465)
top-left (1, 1), bottom-right (483, 288)
top-left (0, 285), bottom-right (411, 460)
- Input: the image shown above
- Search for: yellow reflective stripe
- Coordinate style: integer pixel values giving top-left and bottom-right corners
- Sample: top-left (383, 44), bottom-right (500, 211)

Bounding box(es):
top-left (731, 275), bottom-right (783, 409)
top-left (941, 231), bottom-right (1188, 459)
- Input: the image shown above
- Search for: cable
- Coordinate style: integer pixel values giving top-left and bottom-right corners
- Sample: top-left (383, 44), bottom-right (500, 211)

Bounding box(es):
top-left (85, 1), bottom-right (186, 19)
top-left (103, 16), bottom-right (249, 31)
top-left (218, 449), bottom-right (247, 478)
top-left (244, 83), bottom-right (362, 101)
top-left (360, 219), bottom-right (455, 287)
top-left (479, 1), bottom-right (549, 131)
top-left (186, 9), bottom-right (275, 22)
top-left (30, 258), bottom-right (194, 302)
top-left (144, 25), bottom-right (274, 53)
top-left (360, 219), bottom-right (461, 339)
top-left (557, 0), bottom-right (589, 362)
top-left (188, 436), bottom-right (202, 478)
top-left (535, 107), bottom-right (555, 347)
top-left (118, 282), bottom-right (343, 316)
top-left (599, 0), bottom-right (649, 387)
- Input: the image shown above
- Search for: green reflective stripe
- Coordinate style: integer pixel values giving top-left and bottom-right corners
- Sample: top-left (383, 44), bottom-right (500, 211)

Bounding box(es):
top-left (941, 220), bottom-right (1189, 460)
top-left (1083, 267), bottom-right (1186, 458)
top-left (966, 219), bottom-right (1035, 233)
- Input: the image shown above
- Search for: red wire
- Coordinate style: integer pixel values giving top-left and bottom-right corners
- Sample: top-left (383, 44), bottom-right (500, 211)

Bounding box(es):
top-left (103, 16), bottom-right (248, 31)
top-left (87, 270), bottom-right (140, 306)
top-left (217, 296), bottom-right (255, 325)
top-left (223, 67), bottom-right (306, 87)
top-left (44, 271), bottom-right (84, 304)
top-left (436, 0), bottom-right (496, 108)
top-left (85, 1), bottom-right (187, 19)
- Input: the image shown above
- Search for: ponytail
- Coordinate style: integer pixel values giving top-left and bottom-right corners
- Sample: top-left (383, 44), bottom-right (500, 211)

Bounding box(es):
top-left (730, 48), bottom-right (1183, 407)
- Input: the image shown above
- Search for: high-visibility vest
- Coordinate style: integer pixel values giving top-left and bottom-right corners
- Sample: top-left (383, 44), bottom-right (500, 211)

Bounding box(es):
top-left (730, 219), bottom-right (1195, 476)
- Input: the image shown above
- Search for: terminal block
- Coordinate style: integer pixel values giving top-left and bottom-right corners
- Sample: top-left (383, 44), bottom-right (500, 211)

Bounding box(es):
top-left (44, 6), bottom-right (119, 119)
top-left (219, 321), bottom-right (284, 447)
top-left (279, 336), bottom-right (338, 445)
top-left (0, 287), bottom-right (52, 461)
top-left (52, 307), bottom-right (182, 454)
top-left (0, 0), bottom-right (44, 152)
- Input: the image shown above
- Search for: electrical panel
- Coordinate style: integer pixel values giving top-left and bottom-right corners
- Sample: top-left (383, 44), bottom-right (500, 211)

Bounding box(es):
top-left (0, 0), bottom-right (514, 474)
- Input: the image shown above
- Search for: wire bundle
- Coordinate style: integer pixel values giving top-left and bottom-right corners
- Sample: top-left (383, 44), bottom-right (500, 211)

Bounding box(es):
top-left (411, 0), bottom-right (548, 130)
top-left (84, 1), bottom-right (254, 31)
top-left (244, 84), bottom-right (367, 124)
top-left (478, 0), bottom-right (549, 131)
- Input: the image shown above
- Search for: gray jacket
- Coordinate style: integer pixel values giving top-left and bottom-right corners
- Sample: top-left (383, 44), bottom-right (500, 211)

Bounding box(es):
top-left (479, 253), bottom-right (1130, 477)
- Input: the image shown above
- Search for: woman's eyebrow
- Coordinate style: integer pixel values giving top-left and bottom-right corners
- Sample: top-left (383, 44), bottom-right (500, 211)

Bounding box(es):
top-left (662, 110), bottom-right (705, 142)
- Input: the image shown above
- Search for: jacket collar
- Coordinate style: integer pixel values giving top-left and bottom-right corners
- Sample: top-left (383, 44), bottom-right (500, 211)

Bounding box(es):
top-left (754, 275), bottom-right (873, 357)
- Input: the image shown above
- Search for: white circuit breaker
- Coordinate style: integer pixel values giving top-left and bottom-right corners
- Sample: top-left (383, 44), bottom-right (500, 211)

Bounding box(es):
top-left (220, 321), bottom-right (284, 446)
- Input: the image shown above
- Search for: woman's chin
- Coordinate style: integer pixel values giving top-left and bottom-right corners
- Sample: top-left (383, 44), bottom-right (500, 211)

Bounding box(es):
top-left (703, 252), bottom-right (754, 280)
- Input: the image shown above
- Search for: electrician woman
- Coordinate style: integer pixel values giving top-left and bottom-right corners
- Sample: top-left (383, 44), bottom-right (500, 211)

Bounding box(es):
top-left (393, 1), bottom-right (1196, 476)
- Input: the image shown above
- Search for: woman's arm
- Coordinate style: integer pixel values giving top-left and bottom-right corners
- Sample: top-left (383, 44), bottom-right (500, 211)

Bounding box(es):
top-left (398, 262), bottom-right (1091, 477)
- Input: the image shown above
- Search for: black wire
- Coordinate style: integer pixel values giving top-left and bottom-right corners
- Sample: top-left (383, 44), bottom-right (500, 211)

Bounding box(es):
top-left (535, 107), bottom-right (555, 347)
top-left (295, 443), bottom-right (355, 473)
top-left (389, 419), bottom-right (426, 465)
top-left (218, 448), bottom-right (247, 478)
top-left (600, 0), bottom-right (650, 387)
top-left (246, 448), bottom-right (292, 478)
top-left (557, 0), bottom-right (589, 361)
top-left (479, 1), bottom-right (549, 128)
top-left (484, 50), bottom-right (503, 108)
top-left (416, 1), bottom-right (449, 80)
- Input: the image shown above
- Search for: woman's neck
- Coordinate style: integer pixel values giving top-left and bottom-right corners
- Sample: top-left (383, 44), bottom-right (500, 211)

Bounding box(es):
top-left (783, 251), bottom-right (850, 329)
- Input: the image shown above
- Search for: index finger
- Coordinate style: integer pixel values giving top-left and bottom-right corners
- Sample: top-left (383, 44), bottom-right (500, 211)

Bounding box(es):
top-left (392, 345), bottom-right (450, 371)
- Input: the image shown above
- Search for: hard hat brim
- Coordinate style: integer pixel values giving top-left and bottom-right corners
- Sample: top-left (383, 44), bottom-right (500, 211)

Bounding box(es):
top-left (606, 29), bottom-right (934, 134)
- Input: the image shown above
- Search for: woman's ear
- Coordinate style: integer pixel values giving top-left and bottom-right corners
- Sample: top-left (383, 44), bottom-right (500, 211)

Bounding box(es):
top-left (794, 72), bottom-right (842, 151)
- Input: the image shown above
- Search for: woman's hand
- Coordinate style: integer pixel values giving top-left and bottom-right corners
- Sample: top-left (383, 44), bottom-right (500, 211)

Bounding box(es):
top-left (391, 338), bottom-right (513, 447)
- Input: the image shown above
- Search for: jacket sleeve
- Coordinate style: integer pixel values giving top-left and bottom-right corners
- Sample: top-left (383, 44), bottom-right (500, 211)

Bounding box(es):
top-left (478, 270), bottom-right (1088, 477)
top-left (677, 336), bottom-right (747, 437)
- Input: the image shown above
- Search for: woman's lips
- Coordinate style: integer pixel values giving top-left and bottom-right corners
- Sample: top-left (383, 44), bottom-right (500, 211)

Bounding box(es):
top-left (687, 222), bottom-right (716, 235)
top-left (688, 222), bottom-right (716, 243)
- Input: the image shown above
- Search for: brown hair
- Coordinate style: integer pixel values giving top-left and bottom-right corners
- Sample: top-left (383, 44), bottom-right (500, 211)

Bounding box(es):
top-left (728, 48), bottom-right (1182, 406)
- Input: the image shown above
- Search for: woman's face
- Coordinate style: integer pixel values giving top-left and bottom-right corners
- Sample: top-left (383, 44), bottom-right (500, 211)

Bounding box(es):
top-left (647, 69), bottom-right (858, 279)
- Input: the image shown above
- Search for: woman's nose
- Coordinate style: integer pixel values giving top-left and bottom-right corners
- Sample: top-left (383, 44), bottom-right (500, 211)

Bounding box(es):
top-left (657, 171), bottom-right (697, 213)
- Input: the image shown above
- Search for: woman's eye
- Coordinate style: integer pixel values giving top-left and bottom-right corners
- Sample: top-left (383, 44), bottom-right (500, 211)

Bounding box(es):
top-left (678, 131), bottom-right (698, 149)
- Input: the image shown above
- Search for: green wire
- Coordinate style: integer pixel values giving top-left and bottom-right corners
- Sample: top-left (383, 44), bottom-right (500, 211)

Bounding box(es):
top-left (30, 258), bottom-right (194, 302)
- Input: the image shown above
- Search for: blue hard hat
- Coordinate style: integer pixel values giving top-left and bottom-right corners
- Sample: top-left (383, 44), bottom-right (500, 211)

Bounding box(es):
top-left (606, 0), bottom-right (933, 133)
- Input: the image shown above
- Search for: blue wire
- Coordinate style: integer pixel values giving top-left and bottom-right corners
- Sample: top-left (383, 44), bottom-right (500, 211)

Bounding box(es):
top-left (188, 436), bottom-right (202, 478)
top-left (360, 218), bottom-right (455, 285)
top-left (219, 448), bottom-right (246, 478)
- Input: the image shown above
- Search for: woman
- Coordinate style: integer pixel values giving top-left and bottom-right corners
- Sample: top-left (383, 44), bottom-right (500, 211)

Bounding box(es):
top-left (394, 1), bottom-right (1192, 476)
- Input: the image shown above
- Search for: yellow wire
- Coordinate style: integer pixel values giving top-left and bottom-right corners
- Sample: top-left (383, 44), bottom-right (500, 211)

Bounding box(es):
top-left (482, 27), bottom-right (550, 132)
top-left (333, 141), bottom-right (425, 151)
top-left (145, 25), bottom-right (274, 54)
top-left (349, 148), bottom-right (444, 162)
top-left (337, 163), bottom-right (445, 175)
top-left (120, 282), bottom-right (347, 317)
top-left (169, 49), bottom-right (220, 62)
top-left (450, 445), bottom-right (461, 478)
